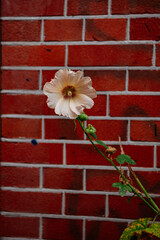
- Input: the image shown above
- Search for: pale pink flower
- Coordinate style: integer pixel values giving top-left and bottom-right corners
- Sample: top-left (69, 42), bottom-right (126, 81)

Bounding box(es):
top-left (43, 69), bottom-right (97, 119)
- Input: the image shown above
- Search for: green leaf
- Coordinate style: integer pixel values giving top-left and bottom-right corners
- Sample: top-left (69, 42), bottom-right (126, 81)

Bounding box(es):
top-left (125, 184), bottom-right (132, 193)
top-left (90, 132), bottom-right (97, 139)
top-left (117, 154), bottom-right (126, 164)
top-left (117, 154), bottom-right (136, 165)
top-left (142, 223), bottom-right (160, 238)
top-left (112, 182), bottom-right (122, 188)
top-left (119, 185), bottom-right (127, 197)
top-left (96, 140), bottom-right (108, 149)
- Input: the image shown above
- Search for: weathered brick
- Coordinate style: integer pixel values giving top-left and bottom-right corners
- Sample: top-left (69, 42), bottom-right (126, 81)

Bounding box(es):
top-left (1, 70), bottom-right (39, 90)
top-left (1, 166), bottom-right (39, 188)
top-left (1, 142), bottom-right (63, 164)
top-left (86, 19), bottom-right (127, 41)
top-left (130, 18), bottom-right (160, 41)
top-left (110, 95), bottom-right (160, 117)
top-left (112, 0), bottom-right (160, 14)
top-left (2, 20), bottom-right (41, 41)
top-left (1, 190), bottom-right (62, 214)
top-left (2, 45), bottom-right (65, 66)
top-left (43, 168), bottom-right (83, 190)
top-left (65, 193), bottom-right (106, 217)
top-left (129, 70), bottom-right (160, 91)
top-left (130, 121), bottom-right (160, 142)
top-left (0, 215), bottom-right (39, 238)
top-left (68, 45), bottom-right (153, 66)
top-left (2, 118), bottom-right (42, 139)
top-left (44, 19), bottom-right (83, 41)
top-left (43, 218), bottom-right (83, 240)
top-left (84, 70), bottom-right (126, 91)
top-left (67, 0), bottom-right (108, 15)
top-left (2, 0), bottom-right (64, 16)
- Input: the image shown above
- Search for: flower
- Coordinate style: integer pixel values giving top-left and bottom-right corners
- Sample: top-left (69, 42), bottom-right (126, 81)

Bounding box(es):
top-left (43, 69), bottom-right (97, 119)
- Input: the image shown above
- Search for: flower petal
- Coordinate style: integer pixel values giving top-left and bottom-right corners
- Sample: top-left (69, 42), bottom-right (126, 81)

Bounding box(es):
top-left (46, 93), bottom-right (61, 109)
top-left (55, 98), bottom-right (77, 119)
top-left (43, 81), bottom-right (60, 94)
top-left (77, 86), bottom-right (97, 98)
top-left (70, 93), bottom-right (94, 115)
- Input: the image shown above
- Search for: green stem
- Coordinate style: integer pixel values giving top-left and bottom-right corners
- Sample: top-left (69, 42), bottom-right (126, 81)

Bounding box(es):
top-left (152, 213), bottom-right (160, 224)
top-left (77, 117), bottom-right (159, 215)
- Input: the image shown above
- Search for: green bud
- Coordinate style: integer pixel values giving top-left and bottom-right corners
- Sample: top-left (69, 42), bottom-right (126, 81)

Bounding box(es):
top-left (85, 124), bottom-right (96, 134)
top-left (78, 112), bottom-right (88, 121)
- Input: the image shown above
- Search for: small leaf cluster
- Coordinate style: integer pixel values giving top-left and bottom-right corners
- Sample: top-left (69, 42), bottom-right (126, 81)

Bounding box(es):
top-left (112, 182), bottom-right (132, 197)
top-left (117, 154), bottom-right (136, 165)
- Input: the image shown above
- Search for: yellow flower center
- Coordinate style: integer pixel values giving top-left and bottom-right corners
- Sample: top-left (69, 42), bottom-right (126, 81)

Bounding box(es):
top-left (62, 85), bottom-right (76, 98)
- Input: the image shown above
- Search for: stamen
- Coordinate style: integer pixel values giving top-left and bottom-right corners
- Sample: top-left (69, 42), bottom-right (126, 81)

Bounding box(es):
top-left (68, 91), bottom-right (72, 97)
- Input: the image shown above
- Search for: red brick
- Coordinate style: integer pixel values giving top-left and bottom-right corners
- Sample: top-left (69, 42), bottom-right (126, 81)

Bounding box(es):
top-left (156, 44), bottom-right (160, 66)
top-left (2, 45), bottom-right (65, 66)
top-left (112, 0), bottom-right (160, 14)
top-left (43, 168), bottom-right (83, 190)
top-left (84, 70), bottom-right (126, 91)
top-left (86, 19), bottom-right (127, 41)
top-left (130, 18), bottom-right (160, 41)
top-left (45, 119), bottom-right (84, 140)
top-left (67, 0), bottom-right (108, 15)
top-left (1, 142), bottom-right (63, 164)
top-left (85, 95), bottom-right (107, 116)
top-left (1, 190), bottom-right (62, 214)
top-left (0, 215), bottom-right (39, 238)
top-left (157, 146), bottom-right (160, 168)
top-left (109, 195), bottom-right (160, 219)
top-left (129, 70), bottom-right (160, 91)
top-left (2, 0), bottom-right (64, 16)
top-left (131, 120), bottom-right (160, 142)
top-left (2, 118), bottom-right (41, 139)
top-left (42, 70), bottom-right (58, 86)
top-left (44, 19), bottom-right (82, 41)
top-left (86, 220), bottom-right (127, 240)
top-left (1, 166), bottom-right (39, 188)
top-left (65, 193), bottom-right (106, 217)
top-left (2, 20), bottom-right (41, 41)
top-left (110, 95), bottom-right (160, 117)
top-left (43, 218), bottom-right (83, 240)
top-left (1, 70), bottom-right (39, 90)
top-left (68, 45), bottom-right (153, 66)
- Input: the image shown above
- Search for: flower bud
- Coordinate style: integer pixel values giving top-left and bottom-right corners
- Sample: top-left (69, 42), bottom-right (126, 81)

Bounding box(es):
top-left (85, 124), bottom-right (96, 134)
top-left (78, 112), bottom-right (88, 121)
top-left (105, 146), bottom-right (117, 155)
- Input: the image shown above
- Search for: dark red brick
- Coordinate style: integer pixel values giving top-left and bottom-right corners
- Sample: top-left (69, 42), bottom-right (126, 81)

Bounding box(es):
top-left (44, 19), bottom-right (82, 41)
top-left (43, 168), bottom-right (83, 190)
top-left (1, 166), bottom-right (39, 188)
top-left (110, 95), bottom-right (160, 117)
top-left (68, 45), bottom-right (153, 66)
top-left (0, 215), bottom-right (39, 238)
top-left (2, 20), bottom-right (41, 41)
top-left (1, 70), bottom-right (39, 90)
top-left (43, 218), bottom-right (83, 240)
top-left (2, 45), bottom-right (65, 66)
top-left (131, 121), bottom-right (160, 142)
top-left (1, 190), bottom-right (62, 214)
top-left (85, 95), bottom-right (107, 116)
top-left (86, 19), bottom-right (126, 41)
top-left (65, 193), bottom-right (106, 217)
top-left (67, 0), bottom-right (108, 15)
top-left (129, 70), bottom-right (160, 91)
top-left (1, 142), bottom-right (63, 164)
top-left (2, 118), bottom-right (41, 139)
top-left (2, 0), bottom-right (64, 16)
top-left (42, 70), bottom-right (58, 86)
top-left (84, 70), bottom-right (126, 91)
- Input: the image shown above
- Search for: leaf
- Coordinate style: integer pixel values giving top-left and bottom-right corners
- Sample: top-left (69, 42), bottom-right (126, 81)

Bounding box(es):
top-left (96, 140), bottom-right (108, 149)
top-left (117, 155), bottom-right (126, 164)
top-left (119, 185), bottom-right (127, 197)
top-left (142, 223), bottom-right (160, 238)
top-left (90, 132), bottom-right (97, 139)
top-left (125, 184), bottom-right (132, 193)
top-left (112, 182), bottom-right (122, 188)
top-left (117, 154), bottom-right (136, 165)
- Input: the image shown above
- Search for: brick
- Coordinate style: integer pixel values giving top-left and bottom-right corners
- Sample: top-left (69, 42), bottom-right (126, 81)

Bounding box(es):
top-left (131, 121), bottom-right (160, 142)
top-left (2, 0), bottom-right (64, 16)
top-left (86, 220), bottom-right (127, 240)
top-left (65, 193), bottom-right (106, 217)
top-left (109, 195), bottom-right (160, 219)
top-left (2, 20), bottom-right (41, 41)
top-left (129, 70), bottom-right (160, 91)
top-left (42, 70), bottom-right (58, 86)
top-left (85, 95), bottom-right (107, 116)
top-left (44, 19), bottom-right (82, 41)
top-left (130, 18), bottom-right (160, 41)
top-left (110, 95), bottom-right (160, 117)
top-left (84, 70), bottom-right (126, 91)
top-left (0, 215), bottom-right (39, 238)
top-left (43, 168), bottom-right (83, 190)
top-left (45, 119), bottom-right (84, 140)
top-left (2, 45), bottom-right (65, 66)
top-left (68, 45), bottom-right (152, 66)
top-left (1, 70), bottom-right (39, 90)
top-left (86, 19), bottom-right (127, 41)
top-left (1, 190), bottom-right (62, 214)
top-left (112, 0), bottom-right (160, 14)
top-left (157, 146), bottom-right (160, 168)
top-left (1, 142), bottom-right (63, 164)
top-left (1, 166), bottom-right (39, 188)
top-left (43, 218), bottom-right (83, 240)
top-left (156, 44), bottom-right (160, 66)
top-left (2, 118), bottom-right (41, 139)
top-left (67, 0), bottom-right (108, 15)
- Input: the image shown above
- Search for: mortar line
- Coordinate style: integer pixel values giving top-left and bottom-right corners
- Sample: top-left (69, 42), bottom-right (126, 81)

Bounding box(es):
top-left (65, 45), bottom-right (68, 67)
top-left (82, 218), bottom-right (86, 240)
top-left (108, 0), bottom-right (112, 15)
top-left (39, 69), bottom-right (42, 91)
top-left (39, 216), bottom-right (43, 240)
top-left (153, 145), bottom-right (157, 169)
top-left (62, 192), bottom-right (65, 215)
top-left (152, 42), bottom-right (156, 67)
top-left (64, 0), bottom-right (68, 16)
top-left (63, 143), bottom-right (66, 165)
top-left (125, 68), bottom-right (129, 91)
top-left (105, 195), bottom-right (109, 217)
top-left (82, 18), bottom-right (86, 42)
top-left (40, 167), bottom-right (43, 189)
top-left (40, 19), bottom-right (44, 42)
top-left (126, 17), bottom-right (130, 41)
top-left (83, 169), bottom-right (86, 191)
top-left (41, 117), bottom-right (45, 140)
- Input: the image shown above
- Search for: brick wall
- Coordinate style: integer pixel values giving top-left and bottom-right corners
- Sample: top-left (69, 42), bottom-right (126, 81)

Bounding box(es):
top-left (1, 0), bottom-right (160, 239)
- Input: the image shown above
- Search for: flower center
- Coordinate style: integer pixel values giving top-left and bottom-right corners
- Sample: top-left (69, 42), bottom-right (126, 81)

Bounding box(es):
top-left (62, 85), bottom-right (76, 98)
